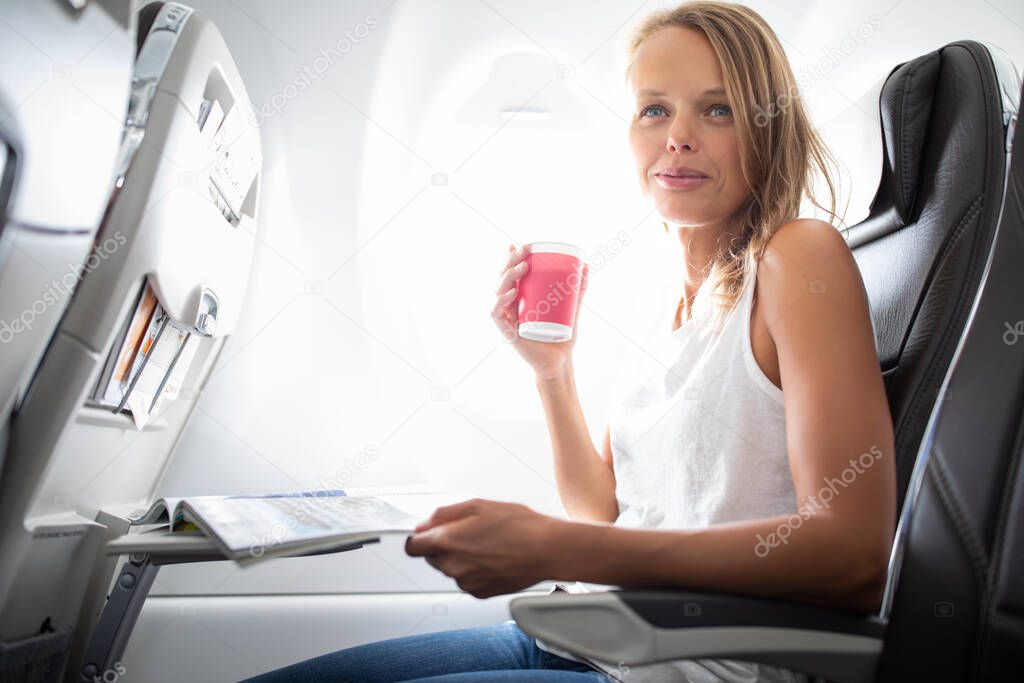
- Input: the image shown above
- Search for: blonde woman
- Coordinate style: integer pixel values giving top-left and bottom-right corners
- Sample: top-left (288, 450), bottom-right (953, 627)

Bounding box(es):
top-left (247, 2), bottom-right (895, 681)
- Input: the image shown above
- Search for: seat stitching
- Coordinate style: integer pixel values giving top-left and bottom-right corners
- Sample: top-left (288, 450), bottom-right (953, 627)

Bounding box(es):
top-left (893, 195), bottom-right (983, 491)
top-left (897, 59), bottom-right (922, 217)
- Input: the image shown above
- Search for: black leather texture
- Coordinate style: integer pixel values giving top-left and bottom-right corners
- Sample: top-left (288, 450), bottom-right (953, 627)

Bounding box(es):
top-left (875, 43), bottom-right (1022, 682)
top-left (847, 41), bottom-right (1006, 514)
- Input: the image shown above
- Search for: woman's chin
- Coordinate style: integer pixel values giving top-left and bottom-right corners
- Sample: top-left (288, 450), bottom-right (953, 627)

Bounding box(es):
top-left (657, 211), bottom-right (708, 229)
top-left (654, 199), bottom-right (708, 223)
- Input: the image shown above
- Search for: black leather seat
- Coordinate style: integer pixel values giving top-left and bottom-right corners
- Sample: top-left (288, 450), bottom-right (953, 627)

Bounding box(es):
top-left (510, 40), bottom-right (1023, 682)
top-left (850, 40), bottom-right (1013, 514)
top-left (876, 45), bottom-right (1024, 679)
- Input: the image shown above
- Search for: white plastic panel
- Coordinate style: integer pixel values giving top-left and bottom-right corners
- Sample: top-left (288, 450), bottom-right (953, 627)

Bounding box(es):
top-left (0, 513), bottom-right (105, 640)
top-left (0, 227), bottom-right (94, 419)
top-left (0, 0), bottom-right (133, 231)
top-left (60, 31), bottom-right (260, 349)
top-left (0, 3), bottom-right (261, 655)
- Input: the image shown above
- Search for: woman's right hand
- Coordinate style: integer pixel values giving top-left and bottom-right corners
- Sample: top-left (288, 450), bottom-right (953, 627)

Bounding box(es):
top-left (491, 243), bottom-right (589, 381)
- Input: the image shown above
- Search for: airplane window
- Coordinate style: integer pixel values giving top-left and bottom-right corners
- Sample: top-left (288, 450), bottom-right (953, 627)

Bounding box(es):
top-left (349, 51), bottom-right (653, 501)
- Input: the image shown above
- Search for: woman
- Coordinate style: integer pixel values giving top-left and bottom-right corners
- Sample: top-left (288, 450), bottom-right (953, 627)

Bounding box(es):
top-left (246, 2), bottom-right (895, 681)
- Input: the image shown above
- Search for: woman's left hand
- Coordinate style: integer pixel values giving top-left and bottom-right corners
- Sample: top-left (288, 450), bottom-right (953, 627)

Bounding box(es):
top-left (404, 498), bottom-right (554, 599)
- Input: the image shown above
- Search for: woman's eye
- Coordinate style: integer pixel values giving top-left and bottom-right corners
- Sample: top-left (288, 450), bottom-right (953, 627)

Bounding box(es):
top-left (708, 103), bottom-right (732, 117)
top-left (639, 104), bottom-right (667, 118)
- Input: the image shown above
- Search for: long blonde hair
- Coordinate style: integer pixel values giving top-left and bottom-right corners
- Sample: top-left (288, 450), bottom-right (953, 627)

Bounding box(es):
top-left (626, 1), bottom-right (842, 328)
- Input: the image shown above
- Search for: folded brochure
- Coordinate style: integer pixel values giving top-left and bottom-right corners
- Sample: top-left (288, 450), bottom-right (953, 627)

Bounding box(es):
top-left (127, 490), bottom-right (425, 563)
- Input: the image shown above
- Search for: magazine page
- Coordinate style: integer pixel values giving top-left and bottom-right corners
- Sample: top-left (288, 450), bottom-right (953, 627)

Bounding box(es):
top-left (130, 490), bottom-right (349, 526)
top-left (119, 488), bottom-right (478, 563)
top-left (180, 494), bottom-right (422, 560)
top-left (226, 489), bottom-right (348, 500)
top-left (129, 497), bottom-right (185, 525)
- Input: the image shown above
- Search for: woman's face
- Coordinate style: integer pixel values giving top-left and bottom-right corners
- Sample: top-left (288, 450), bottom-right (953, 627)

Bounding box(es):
top-left (628, 27), bottom-right (750, 233)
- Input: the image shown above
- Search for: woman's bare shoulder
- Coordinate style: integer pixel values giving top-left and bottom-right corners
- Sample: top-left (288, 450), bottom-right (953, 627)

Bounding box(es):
top-left (757, 219), bottom-right (855, 301)
top-left (762, 219), bottom-right (850, 270)
top-left (754, 218), bottom-right (870, 345)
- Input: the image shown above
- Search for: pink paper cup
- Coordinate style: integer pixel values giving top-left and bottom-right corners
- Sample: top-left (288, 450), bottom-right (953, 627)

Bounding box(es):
top-left (516, 241), bottom-right (586, 343)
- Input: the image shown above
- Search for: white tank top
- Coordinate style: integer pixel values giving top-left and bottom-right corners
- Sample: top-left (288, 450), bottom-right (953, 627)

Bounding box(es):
top-left (609, 255), bottom-right (797, 532)
top-left (530, 258), bottom-right (808, 683)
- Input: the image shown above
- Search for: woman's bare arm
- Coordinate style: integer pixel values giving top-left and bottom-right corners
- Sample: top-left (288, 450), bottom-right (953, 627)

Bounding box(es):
top-left (491, 244), bottom-right (615, 523)
top-left (536, 365), bottom-right (618, 524)
top-left (536, 220), bottom-right (897, 612)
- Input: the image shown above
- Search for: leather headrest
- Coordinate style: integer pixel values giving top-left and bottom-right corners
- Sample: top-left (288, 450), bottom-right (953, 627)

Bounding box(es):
top-left (877, 49), bottom-right (942, 224)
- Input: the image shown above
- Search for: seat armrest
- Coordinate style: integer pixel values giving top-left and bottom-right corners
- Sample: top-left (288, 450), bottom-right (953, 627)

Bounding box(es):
top-left (509, 589), bottom-right (886, 683)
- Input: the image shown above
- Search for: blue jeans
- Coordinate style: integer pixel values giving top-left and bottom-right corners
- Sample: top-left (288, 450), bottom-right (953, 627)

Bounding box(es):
top-left (240, 620), bottom-right (615, 682)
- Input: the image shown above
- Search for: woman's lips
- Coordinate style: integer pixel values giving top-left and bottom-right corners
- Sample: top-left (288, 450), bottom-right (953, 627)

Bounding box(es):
top-left (655, 173), bottom-right (707, 189)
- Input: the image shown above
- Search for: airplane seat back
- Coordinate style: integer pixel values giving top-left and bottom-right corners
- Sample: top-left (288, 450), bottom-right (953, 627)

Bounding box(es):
top-left (0, 3), bottom-right (261, 681)
top-left (845, 40), bottom-right (1017, 514)
top-left (0, 1), bottom-right (134, 676)
top-left (0, 0), bottom-right (134, 489)
top-left (876, 47), bottom-right (1023, 680)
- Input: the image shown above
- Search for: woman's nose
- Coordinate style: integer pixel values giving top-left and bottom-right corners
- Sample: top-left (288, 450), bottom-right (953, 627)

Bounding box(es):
top-left (666, 135), bottom-right (695, 153)
top-left (666, 118), bottom-right (696, 153)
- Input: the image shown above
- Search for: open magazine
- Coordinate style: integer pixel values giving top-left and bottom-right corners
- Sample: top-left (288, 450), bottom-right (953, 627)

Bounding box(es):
top-left (125, 489), bottom-right (432, 564)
